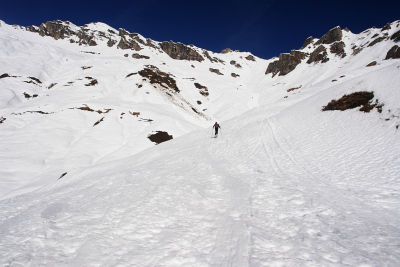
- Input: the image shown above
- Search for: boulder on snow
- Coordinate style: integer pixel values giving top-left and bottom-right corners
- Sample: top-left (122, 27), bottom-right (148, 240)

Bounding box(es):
top-left (368, 36), bottom-right (386, 47)
top-left (245, 55), bottom-right (256, 61)
top-left (366, 61), bottom-right (377, 67)
top-left (160, 41), bottom-right (204, 62)
top-left (209, 68), bottom-right (223, 75)
top-left (385, 45), bottom-right (400, 59)
top-left (307, 45), bottom-right (329, 64)
top-left (315, 26), bottom-right (342, 45)
top-left (132, 53), bottom-right (150, 59)
top-left (194, 83), bottom-right (209, 96)
top-left (265, 50), bottom-right (307, 77)
top-left (34, 20), bottom-right (76, 40)
top-left (148, 131), bottom-right (173, 144)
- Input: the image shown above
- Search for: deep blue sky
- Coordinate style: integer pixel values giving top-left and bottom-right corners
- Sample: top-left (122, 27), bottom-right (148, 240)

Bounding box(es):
top-left (1, 0), bottom-right (399, 59)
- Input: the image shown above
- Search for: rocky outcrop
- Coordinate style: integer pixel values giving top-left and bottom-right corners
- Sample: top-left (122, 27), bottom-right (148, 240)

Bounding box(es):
top-left (366, 61), bottom-right (377, 67)
top-left (117, 36), bottom-right (142, 51)
top-left (382, 23), bottom-right (391, 31)
top-left (76, 30), bottom-right (97, 46)
top-left (107, 39), bottom-right (117, 47)
top-left (34, 20), bottom-right (76, 40)
top-left (230, 60), bottom-right (242, 68)
top-left (209, 68), bottom-right (223, 75)
top-left (330, 41), bottom-right (346, 57)
top-left (307, 45), bottom-right (329, 64)
top-left (316, 26), bottom-right (342, 45)
top-left (138, 65), bottom-right (179, 93)
top-left (160, 41), bottom-right (204, 61)
top-left (203, 50), bottom-right (224, 63)
top-left (245, 55), bottom-right (256, 61)
top-left (265, 50), bottom-right (307, 77)
top-left (385, 45), bottom-right (400, 60)
top-left (132, 53), bottom-right (150, 59)
top-left (368, 37), bottom-right (386, 47)
top-left (194, 83), bottom-right (209, 96)
top-left (391, 30), bottom-right (400, 42)
top-left (231, 73), bottom-right (240, 78)
top-left (301, 36), bottom-right (314, 49)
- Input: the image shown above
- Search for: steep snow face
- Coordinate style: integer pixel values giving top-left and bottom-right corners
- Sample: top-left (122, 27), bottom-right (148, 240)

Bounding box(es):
top-left (0, 18), bottom-right (400, 265)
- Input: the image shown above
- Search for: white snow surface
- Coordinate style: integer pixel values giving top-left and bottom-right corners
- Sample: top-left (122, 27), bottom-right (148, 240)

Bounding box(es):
top-left (1, 19), bottom-right (400, 266)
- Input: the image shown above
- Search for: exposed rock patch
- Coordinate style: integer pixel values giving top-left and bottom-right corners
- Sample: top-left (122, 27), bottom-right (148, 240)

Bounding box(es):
top-left (93, 117), bottom-right (104, 126)
top-left (203, 50), bottom-right (224, 63)
top-left (85, 77), bottom-right (98, 86)
top-left (385, 45), bottom-right (400, 59)
top-left (194, 83), bottom-right (209, 96)
top-left (209, 68), bottom-right (223, 75)
top-left (0, 117), bottom-right (6, 124)
top-left (138, 65), bottom-right (179, 93)
top-left (315, 26), bottom-right (342, 45)
top-left (307, 45), bottom-right (329, 64)
top-left (368, 37), bottom-right (386, 47)
top-left (148, 131), bottom-right (173, 144)
top-left (72, 105), bottom-right (112, 114)
top-left (160, 41), bottom-right (204, 61)
top-left (230, 60), bottom-right (242, 68)
top-left (266, 50), bottom-right (307, 76)
top-left (330, 41), bottom-right (346, 57)
top-left (23, 92), bottom-right (38, 99)
top-left (391, 30), bottom-right (400, 42)
top-left (366, 61), bottom-right (377, 67)
top-left (322, 91), bottom-right (382, 113)
top-left (301, 36), bottom-right (314, 49)
top-left (231, 73), bottom-right (240, 78)
top-left (81, 66), bottom-right (92, 70)
top-left (287, 85), bottom-right (302, 92)
top-left (132, 53), bottom-right (150, 59)
top-left (245, 55), bottom-right (256, 61)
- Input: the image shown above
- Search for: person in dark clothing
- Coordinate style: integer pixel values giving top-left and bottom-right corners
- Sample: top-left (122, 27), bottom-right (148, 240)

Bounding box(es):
top-left (213, 122), bottom-right (221, 136)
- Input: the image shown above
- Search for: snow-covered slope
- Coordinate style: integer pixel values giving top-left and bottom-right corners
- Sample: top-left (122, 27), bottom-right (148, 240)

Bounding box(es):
top-left (0, 19), bottom-right (400, 266)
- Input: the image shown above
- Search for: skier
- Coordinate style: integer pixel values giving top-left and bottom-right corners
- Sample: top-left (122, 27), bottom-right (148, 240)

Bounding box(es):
top-left (213, 122), bottom-right (221, 137)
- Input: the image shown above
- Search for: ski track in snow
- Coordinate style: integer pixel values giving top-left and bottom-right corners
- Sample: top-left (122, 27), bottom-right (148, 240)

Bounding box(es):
top-left (1, 108), bottom-right (400, 266)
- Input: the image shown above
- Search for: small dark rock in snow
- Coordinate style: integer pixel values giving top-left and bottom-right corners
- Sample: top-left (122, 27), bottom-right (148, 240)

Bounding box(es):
top-left (148, 131), bottom-right (173, 144)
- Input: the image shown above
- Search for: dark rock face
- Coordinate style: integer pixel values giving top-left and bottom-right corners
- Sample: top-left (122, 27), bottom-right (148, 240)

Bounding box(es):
top-left (107, 39), bottom-right (117, 47)
top-left (138, 65), bottom-right (179, 93)
top-left (132, 53), bottom-right (150, 59)
top-left (322, 91), bottom-right (378, 113)
top-left (76, 30), bottom-right (97, 46)
top-left (391, 30), bottom-right (400, 42)
top-left (160, 41), bottom-right (204, 61)
top-left (265, 50), bottom-right (307, 77)
top-left (231, 73), bottom-right (240, 78)
top-left (35, 21), bottom-right (76, 40)
top-left (221, 48), bottom-right (232, 54)
top-left (148, 131), bottom-right (173, 144)
top-left (203, 50), bottom-right (224, 63)
top-left (209, 68), bottom-right (223, 75)
top-left (245, 55), bottom-right (256, 61)
top-left (307, 45), bottom-right (329, 64)
top-left (366, 61), bottom-right (377, 67)
top-left (194, 83), bottom-right (209, 96)
top-left (301, 36), bottom-right (314, 49)
top-left (316, 26), bottom-right (342, 45)
top-left (385, 45), bottom-right (400, 59)
top-left (382, 23), bottom-right (391, 31)
top-left (117, 36), bottom-right (142, 51)
top-left (230, 60), bottom-right (242, 68)
top-left (368, 37), bottom-right (386, 47)
top-left (330, 41), bottom-right (346, 57)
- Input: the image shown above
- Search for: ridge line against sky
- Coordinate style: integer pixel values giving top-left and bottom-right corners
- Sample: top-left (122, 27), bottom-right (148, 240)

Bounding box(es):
top-left (0, 0), bottom-right (399, 59)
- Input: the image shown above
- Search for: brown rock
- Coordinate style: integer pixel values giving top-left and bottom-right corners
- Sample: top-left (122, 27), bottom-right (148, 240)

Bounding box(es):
top-left (194, 83), bottom-right (209, 96)
top-left (203, 50), bottom-right (224, 63)
top-left (231, 73), bottom-right (240, 78)
top-left (107, 39), bottom-right (117, 47)
top-left (245, 55), bottom-right (256, 61)
top-left (382, 23), bottom-right (391, 31)
top-left (265, 50), bottom-right (307, 76)
top-left (209, 68), bottom-right (223, 75)
top-left (132, 53), bottom-right (150, 59)
top-left (366, 61), bottom-right (377, 67)
top-left (330, 41), bottom-right (346, 57)
top-left (300, 36), bottom-right (314, 49)
top-left (117, 36), bottom-right (142, 51)
top-left (307, 45), bottom-right (329, 64)
top-left (138, 65), bottom-right (179, 93)
top-left (37, 20), bottom-right (76, 40)
top-left (315, 26), bottom-right (342, 45)
top-left (391, 30), bottom-right (400, 42)
top-left (160, 41), bottom-right (204, 61)
top-left (385, 45), bottom-right (400, 60)
top-left (368, 36), bottom-right (386, 47)
top-left (221, 48), bottom-right (232, 54)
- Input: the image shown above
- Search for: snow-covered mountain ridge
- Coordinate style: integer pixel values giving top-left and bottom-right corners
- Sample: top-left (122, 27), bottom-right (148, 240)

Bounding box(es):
top-left (1, 18), bottom-right (400, 266)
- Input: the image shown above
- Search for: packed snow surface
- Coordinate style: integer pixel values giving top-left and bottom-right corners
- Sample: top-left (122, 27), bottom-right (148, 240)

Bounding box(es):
top-left (0, 19), bottom-right (400, 266)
